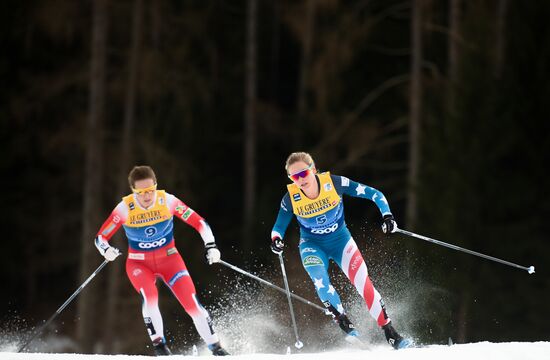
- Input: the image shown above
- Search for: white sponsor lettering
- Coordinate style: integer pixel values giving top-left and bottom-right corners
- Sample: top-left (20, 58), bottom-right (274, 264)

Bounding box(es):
top-left (138, 238), bottom-right (167, 249)
top-left (350, 254), bottom-right (362, 271)
top-left (301, 247), bottom-right (318, 254)
top-left (310, 223), bottom-right (339, 234)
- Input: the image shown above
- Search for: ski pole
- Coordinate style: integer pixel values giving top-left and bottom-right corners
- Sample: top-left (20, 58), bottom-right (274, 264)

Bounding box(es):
top-left (218, 260), bottom-right (326, 312)
top-left (18, 257), bottom-right (117, 352)
top-left (278, 254), bottom-right (304, 349)
top-left (396, 228), bottom-right (535, 274)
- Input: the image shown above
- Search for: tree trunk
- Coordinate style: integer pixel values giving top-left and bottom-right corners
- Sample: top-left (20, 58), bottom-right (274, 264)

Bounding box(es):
top-left (494, 0), bottom-right (509, 79)
top-left (406, 0), bottom-right (423, 231)
top-left (295, 0), bottom-right (316, 146)
top-left (150, 0), bottom-right (161, 49)
top-left (269, 0), bottom-right (280, 103)
top-left (243, 0), bottom-right (258, 251)
top-left (77, 0), bottom-right (108, 353)
top-left (448, 0), bottom-right (460, 114)
top-left (103, 0), bottom-right (142, 352)
top-left (457, 291), bottom-right (469, 342)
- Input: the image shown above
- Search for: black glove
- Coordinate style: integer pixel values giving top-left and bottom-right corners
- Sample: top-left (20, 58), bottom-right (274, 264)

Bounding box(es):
top-left (271, 237), bottom-right (284, 255)
top-left (381, 214), bottom-right (397, 234)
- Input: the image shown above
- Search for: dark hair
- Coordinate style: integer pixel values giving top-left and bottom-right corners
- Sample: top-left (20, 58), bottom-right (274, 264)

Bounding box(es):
top-left (128, 165), bottom-right (157, 188)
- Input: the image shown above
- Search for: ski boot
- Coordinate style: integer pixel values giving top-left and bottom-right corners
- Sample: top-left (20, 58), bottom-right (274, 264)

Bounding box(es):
top-left (382, 321), bottom-right (413, 349)
top-left (152, 338), bottom-right (172, 356)
top-left (335, 313), bottom-right (363, 346)
top-left (336, 314), bottom-right (372, 349)
top-left (336, 313), bottom-right (359, 338)
top-left (208, 342), bottom-right (230, 356)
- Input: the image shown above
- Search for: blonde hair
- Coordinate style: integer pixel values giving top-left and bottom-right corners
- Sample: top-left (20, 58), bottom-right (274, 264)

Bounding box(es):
top-left (128, 165), bottom-right (157, 188)
top-left (285, 152), bottom-right (315, 173)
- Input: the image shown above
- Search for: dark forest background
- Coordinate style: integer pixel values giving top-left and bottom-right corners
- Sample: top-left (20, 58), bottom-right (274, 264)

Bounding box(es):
top-left (1, 0), bottom-right (549, 355)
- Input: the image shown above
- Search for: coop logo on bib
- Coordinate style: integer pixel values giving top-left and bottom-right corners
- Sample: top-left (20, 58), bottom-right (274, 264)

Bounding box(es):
top-left (310, 223), bottom-right (339, 234)
top-left (138, 238), bottom-right (166, 249)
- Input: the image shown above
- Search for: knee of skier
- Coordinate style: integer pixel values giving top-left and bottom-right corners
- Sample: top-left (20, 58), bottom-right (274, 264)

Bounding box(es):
top-left (179, 292), bottom-right (209, 318)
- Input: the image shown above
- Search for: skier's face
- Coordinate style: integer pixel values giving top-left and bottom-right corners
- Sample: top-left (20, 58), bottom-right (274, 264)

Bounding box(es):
top-left (133, 178), bottom-right (157, 208)
top-left (287, 161), bottom-right (316, 192)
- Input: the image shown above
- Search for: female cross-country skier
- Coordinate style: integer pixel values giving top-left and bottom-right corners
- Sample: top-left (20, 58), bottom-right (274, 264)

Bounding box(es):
top-left (270, 152), bottom-right (412, 349)
top-left (94, 165), bottom-right (229, 356)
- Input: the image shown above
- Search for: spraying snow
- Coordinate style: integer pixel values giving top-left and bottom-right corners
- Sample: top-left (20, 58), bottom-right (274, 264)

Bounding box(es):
top-left (3, 249), bottom-right (544, 358)
top-left (1, 342), bottom-right (550, 359)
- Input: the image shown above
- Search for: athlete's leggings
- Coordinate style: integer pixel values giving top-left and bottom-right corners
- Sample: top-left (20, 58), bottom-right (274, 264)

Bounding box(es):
top-left (125, 248), bottom-right (218, 345)
top-left (299, 237), bottom-right (390, 326)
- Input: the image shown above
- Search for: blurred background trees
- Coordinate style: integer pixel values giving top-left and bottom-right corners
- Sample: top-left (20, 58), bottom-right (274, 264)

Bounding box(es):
top-left (1, 0), bottom-right (548, 354)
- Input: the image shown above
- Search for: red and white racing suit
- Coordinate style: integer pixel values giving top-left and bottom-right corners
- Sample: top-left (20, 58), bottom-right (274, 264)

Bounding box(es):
top-left (95, 190), bottom-right (218, 346)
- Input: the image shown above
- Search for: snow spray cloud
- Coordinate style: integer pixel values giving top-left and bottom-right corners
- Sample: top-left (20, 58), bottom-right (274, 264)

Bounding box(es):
top-left (175, 238), bottom-right (452, 355)
top-left (0, 310), bottom-right (29, 352)
top-left (0, 316), bottom-right (79, 353)
top-left (205, 263), bottom-right (291, 354)
top-left (193, 257), bottom-right (379, 354)
top-left (334, 229), bottom-right (454, 346)
top-left (183, 257), bottom-right (361, 355)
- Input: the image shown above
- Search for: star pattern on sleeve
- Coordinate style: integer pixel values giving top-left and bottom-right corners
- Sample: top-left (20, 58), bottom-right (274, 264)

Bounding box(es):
top-left (372, 192), bottom-right (389, 205)
top-left (328, 285), bottom-right (336, 295)
top-left (355, 184), bottom-right (366, 196)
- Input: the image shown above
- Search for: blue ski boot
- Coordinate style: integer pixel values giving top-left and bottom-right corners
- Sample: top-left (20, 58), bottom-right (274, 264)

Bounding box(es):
top-left (152, 338), bottom-right (172, 356)
top-left (336, 314), bottom-right (372, 349)
top-left (337, 314), bottom-right (359, 337)
top-left (208, 342), bottom-right (230, 356)
top-left (335, 314), bottom-right (361, 342)
top-left (382, 322), bottom-right (413, 349)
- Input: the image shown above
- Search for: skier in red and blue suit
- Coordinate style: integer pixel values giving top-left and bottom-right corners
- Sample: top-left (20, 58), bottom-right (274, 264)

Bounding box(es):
top-left (270, 152), bottom-right (412, 349)
top-left (95, 165), bottom-right (229, 356)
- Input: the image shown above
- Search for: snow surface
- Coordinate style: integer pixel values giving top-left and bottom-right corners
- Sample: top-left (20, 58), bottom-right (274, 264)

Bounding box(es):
top-left (1, 342), bottom-right (550, 360)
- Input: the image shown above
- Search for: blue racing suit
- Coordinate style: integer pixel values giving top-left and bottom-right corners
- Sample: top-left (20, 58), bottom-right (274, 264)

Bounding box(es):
top-left (271, 173), bottom-right (392, 325)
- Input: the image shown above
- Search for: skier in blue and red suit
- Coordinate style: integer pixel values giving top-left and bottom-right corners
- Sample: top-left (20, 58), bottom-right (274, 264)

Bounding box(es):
top-left (270, 152), bottom-right (412, 349)
top-left (95, 165), bottom-right (229, 356)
